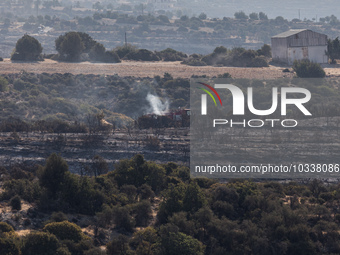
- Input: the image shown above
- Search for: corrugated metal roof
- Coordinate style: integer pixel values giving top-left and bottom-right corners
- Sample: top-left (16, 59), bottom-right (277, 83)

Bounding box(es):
top-left (272, 29), bottom-right (308, 38)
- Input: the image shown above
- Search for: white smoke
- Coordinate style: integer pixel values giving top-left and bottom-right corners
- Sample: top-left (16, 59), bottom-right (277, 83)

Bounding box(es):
top-left (146, 93), bottom-right (169, 115)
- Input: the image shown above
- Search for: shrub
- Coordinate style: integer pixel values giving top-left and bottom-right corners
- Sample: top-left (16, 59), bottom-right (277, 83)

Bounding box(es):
top-left (157, 48), bottom-right (187, 61)
top-left (10, 195), bottom-right (21, 210)
top-left (181, 58), bottom-right (207, 66)
top-left (84, 248), bottom-right (106, 255)
top-left (89, 42), bottom-right (105, 61)
top-left (234, 11), bottom-right (248, 19)
top-left (248, 56), bottom-right (269, 67)
top-left (47, 211), bottom-right (68, 223)
top-left (0, 237), bottom-right (20, 255)
top-left (145, 136), bottom-right (160, 151)
top-left (0, 222), bottom-right (15, 233)
top-left (103, 51), bottom-right (121, 63)
top-left (43, 221), bottom-right (86, 243)
top-left (21, 231), bottom-right (61, 255)
top-left (106, 235), bottom-right (132, 255)
top-left (217, 73), bottom-right (232, 78)
top-left (0, 57), bottom-right (3, 61)
top-left (293, 59), bottom-right (326, 78)
top-left (124, 49), bottom-right (160, 61)
top-left (0, 76), bottom-right (8, 92)
top-left (257, 44), bottom-right (272, 58)
top-left (114, 44), bottom-right (138, 59)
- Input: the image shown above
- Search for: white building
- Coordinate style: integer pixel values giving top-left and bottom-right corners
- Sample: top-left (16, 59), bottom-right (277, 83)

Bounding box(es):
top-left (271, 29), bottom-right (328, 64)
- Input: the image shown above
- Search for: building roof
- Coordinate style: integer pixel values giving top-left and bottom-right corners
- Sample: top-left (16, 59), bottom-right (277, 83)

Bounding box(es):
top-left (272, 29), bottom-right (308, 38)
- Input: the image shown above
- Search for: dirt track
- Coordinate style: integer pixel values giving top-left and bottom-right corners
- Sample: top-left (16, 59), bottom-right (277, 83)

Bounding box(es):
top-left (0, 58), bottom-right (296, 79)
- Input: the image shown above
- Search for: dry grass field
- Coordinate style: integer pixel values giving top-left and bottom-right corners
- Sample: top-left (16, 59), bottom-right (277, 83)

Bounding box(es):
top-left (0, 58), bottom-right (297, 79)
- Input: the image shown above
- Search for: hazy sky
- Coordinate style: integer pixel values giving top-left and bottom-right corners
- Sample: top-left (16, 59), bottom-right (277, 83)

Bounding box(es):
top-left (189, 0), bottom-right (340, 20)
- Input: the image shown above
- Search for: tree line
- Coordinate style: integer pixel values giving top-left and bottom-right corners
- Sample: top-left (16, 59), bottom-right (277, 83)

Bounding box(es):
top-left (2, 154), bottom-right (340, 254)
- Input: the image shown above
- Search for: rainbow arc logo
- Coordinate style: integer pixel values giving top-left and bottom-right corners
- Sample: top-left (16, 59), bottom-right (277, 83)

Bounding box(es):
top-left (197, 82), bottom-right (223, 106)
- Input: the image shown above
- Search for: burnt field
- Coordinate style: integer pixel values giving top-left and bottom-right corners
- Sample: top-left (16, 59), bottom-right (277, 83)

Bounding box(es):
top-left (0, 128), bottom-right (190, 173)
top-left (2, 117), bottom-right (340, 178)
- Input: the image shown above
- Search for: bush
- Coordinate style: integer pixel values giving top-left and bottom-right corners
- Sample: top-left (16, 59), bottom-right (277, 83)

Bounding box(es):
top-left (106, 235), bottom-right (132, 255)
top-left (234, 11), bottom-right (248, 19)
top-left (21, 231), bottom-right (61, 255)
top-left (47, 211), bottom-right (68, 223)
top-left (103, 51), bottom-right (121, 63)
top-left (0, 76), bottom-right (8, 92)
top-left (248, 56), bottom-right (269, 67)
top-left (124, 49), bottom-right (160, 61)
top-left (0, 237), bottom-right (20, 255)
top-left (157, 48), bottom-right (187, 61)
top-left (0, 222), bottom-right (15, 233)
top-left (293, 60), bottom-right (326, 78)
top-left (217, 73), bottom-right (232, 78)
top-left (43, 221), bottom-right (86, 243)
top-left (0, 57), bottom-right (3, 61)
top-left (114, 44), bottom-right (138, 59)
top-left (145, 136), bottom-right (160, 151)
top-left (181, 58), bottom-right (207, 66)
top-left (258, 44), bottom-right (271, 58)
top-left (10, 195), bottom-right (21, 210)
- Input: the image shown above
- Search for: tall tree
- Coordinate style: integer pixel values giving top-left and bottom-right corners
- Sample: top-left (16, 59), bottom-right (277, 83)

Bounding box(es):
top-left (55, 32), bottom-right (85, 61)
top-left (12, 34), bottom-right (42, 61)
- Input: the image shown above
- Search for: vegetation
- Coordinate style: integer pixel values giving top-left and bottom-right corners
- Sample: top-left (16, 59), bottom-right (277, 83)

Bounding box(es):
top-left (10, 195), bottom-right (21, 210)
top-left (1, 154), bottom-right (340, 254)
top-left (11, 34), bottom-right (42, 61)
top-left (0, 72), bottom-right (190, 125)
top-left (55, 32), bottom-right (120, 63)
top-left (183, 45), bottom-right (270, 67)
top-left (327, 37), bottom-right (340, 63)
top-left (293, 59), bottom-right (326, 78)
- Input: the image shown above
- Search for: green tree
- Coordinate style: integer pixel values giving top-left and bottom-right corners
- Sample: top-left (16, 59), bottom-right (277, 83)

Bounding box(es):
top-left (106, 235), bottom-right (133, 255)
top-left (131, 227), bottom-right (159, 255)
top-left (183, 182), bottom-right (206, 213)
top-left (21, 231), bottom-right (61, 255)
top-left (55, 32), bottom-right (85, 61)
top-left (327, 37), bottom-right (340, 63)
top-left (249, 12), bottom-right (259, 20)
top-left (258, 44), bottom-right (271, 57)
top-left (259, 12), bottom-right (268, 20)
top-left (234, 11), bottom-right (248, 20)
top-left (90, 155), bottom-right (108, 177)
top-left (198, 13), bottom-right (207, 20)
top-left (40, 153), bottom-right (69, 198)
top-left (11, 34), bottom-right (42, 61)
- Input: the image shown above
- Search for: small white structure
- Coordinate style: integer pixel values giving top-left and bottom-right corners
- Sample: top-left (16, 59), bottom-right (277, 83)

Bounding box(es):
top-left (271, 29), bottom-right (328, 64)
